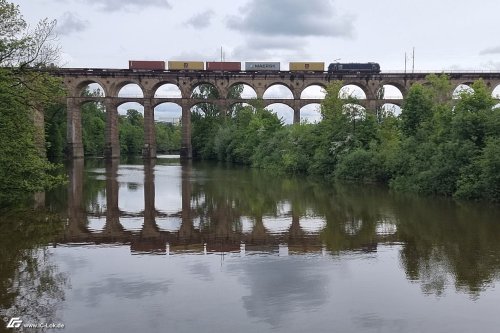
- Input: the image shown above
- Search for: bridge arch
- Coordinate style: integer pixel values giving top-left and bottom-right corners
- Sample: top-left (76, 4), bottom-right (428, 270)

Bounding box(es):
top-left (380, 103), bottom-right (402, 116)
top-left (190, 101), bottom-right (219, 117)
top-left (378, 84), bottom-right (404, 100)
top-left (452, 83), bottom-right (474, 99)
top-left (343, 103), bottom-right (367, 120)
top-left (117, 101), bottom-right (144, 113)
top-left (117, 83), bottom-right (145, 98)
top-left (339, 84), bottom-right (368, 100)
top-left (229, 102), bottom-right (256, 116)
top-left (300, 103), bottom-right (322, 123)
top-left (190, 82), bottom-right (220, 99)
top-left (227, 82), bottom-right (257, 99)
top-left (154, 83), bottom-right (182, 98)
top-left (492, 84), bottom-right (500, 99)
top-left (300, 84), bottom-right (326, 99)
top-left (263, 83), bottom-right (294, 99)
top-left (265, 103), bottom-right (294, 124)
top-left (155, 102), bottom-right (181, 123)
top-left (76, 80), bottom-right (107, 97)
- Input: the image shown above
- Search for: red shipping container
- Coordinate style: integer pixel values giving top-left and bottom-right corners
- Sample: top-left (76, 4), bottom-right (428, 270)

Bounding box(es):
top-left (128, 60), bottom-right (165, 70)
top-left (206, 62), bottom-right (241, 71)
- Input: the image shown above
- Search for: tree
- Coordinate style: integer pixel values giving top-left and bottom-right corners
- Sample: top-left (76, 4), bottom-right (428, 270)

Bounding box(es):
top-left (0, 0), bottom-right (64, 204)
top-left (400, 83), bottom-right (433, 136)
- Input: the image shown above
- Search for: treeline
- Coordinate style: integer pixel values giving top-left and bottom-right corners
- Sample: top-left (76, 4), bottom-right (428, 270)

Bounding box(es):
top-left (191, 75), bottom-right (500, 201)
top-left (45, 102), bottom-right (181, 158)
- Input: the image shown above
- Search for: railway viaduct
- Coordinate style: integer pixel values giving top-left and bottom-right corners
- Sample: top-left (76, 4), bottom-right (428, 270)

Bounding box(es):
top-left (53, 68), bottom-right (500, 159)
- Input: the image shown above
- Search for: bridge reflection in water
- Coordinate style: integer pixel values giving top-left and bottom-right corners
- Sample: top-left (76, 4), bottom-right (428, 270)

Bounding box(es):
top-left (62, 158), bottom-right (398, 255)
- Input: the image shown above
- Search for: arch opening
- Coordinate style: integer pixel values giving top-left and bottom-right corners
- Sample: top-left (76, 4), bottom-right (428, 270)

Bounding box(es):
top-left (154, 102), bottom-right (182, 155)
top-left (191, 102), bottom-right (219, 118)
top-left (80, 100), bottom-right (106, 156)
top-left (230, 102), bottom-right (255, 117)
top-left (379, 85), bottom-right (404, 99)
top-left (118, 102), bottom-right (144, 117)
top-left (155, 102), bottom-right (181, 123)
top-left (339, 85), bottom-right (367, 99)
top-left (191, 83), bottom-right (220, 99)
top-left (300, 104), bottom-right (322, 123)
top-left (118, 83), bottom-right (144, 98)
top-left (380, 103), bottom-right (402, 117)
top-left (452, 84), bottom-right (474, 99)
top-left (342, 103), bottom-right (367, 120)
top-left (228, 83), bottom-right (256, 99)
top-left (265, 103), bottom-right (293, 125)
top-left (155, 84), bottom-right (182, 98)
top-left (118, 102), bottom-right (144, 156)
top-left (301, 85), bottom-right (326, 99)
top-left (79, 82), bottom-right (105, 97)
top-left (492, 84), bottom-right (500, 99)
top-left (263, 84), bottom-right (293, 99)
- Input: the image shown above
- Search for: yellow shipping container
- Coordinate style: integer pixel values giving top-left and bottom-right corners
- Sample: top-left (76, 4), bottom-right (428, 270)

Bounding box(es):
top-left (289, 62), bottom-right (325, 71)
top-left (168, 61), bottom-right (204, 71)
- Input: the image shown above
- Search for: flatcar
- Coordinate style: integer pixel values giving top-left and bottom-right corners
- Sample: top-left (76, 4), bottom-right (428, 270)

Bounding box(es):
top-left (328, 62), bottom-right (380, 73)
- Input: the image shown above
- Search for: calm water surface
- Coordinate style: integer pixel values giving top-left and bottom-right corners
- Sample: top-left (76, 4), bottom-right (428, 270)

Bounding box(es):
top-left (2, 156), bottom-right (500, 333)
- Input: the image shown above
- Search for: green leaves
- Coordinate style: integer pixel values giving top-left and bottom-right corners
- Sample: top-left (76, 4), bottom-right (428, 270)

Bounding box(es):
top-left (0, 1), bottom-right (64, 205)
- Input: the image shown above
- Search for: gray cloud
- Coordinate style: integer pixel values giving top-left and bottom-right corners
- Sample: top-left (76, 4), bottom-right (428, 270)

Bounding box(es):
top-left (226, 0), bottom-right (354, 38)
top-left (480, 46), bottom-right (500, 55)
top-left (65, 0), bottom-right (171, 12)
top-left (231, 37), bottom-right (309, 62)
top-left (185, 10), bottom-right (215, 29)
top-left (56, 12), bottom-right (89, 36)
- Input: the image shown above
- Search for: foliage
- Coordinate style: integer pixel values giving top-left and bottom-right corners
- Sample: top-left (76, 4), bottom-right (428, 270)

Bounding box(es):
top-left (156, 121), bottom-right (181, 153)
top-left (190, 75), bottom-right (500, 202)
top-left (0, 1), bottom-right (65, 204)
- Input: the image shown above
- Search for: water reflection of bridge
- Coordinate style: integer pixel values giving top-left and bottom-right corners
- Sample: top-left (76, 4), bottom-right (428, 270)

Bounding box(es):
top-left (62, 159), bottom-right (397, 254)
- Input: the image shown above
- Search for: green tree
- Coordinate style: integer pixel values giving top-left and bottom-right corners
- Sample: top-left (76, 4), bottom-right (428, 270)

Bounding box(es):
top-left (0, 0), bottom-right (64, 204)
top-left (400, 83), bottom-right (433, 136)
top-left (119, 109), bottom-right (144, 155)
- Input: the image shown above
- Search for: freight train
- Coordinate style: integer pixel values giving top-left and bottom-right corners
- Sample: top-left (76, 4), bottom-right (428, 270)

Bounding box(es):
top-left (128, 60), bottom-right (381, 73)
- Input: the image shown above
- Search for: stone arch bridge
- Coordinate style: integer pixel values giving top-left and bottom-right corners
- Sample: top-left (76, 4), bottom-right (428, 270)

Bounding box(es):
top-left (53, 68), bottom-right (500, 159)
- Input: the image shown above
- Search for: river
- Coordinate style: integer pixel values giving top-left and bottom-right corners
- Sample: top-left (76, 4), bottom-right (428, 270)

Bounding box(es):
top-left (1, 156), bottom-right (500, 332)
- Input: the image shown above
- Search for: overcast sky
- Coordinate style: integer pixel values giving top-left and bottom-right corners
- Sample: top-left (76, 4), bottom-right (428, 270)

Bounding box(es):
top-left (13, 0), bottom-right (500, 71)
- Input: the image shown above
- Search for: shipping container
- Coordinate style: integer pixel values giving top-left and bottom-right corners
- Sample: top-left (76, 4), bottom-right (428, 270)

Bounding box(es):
top-left (168, 61), bottom-right (204, 71)
top-left (128, 60), bottom-right (166, 70)
top-left (206, 62), bottom-right (241, 71)
top-left (289, 62), bottom-right (325, 72)
top-left (245, 62), bottom-right (281, 71)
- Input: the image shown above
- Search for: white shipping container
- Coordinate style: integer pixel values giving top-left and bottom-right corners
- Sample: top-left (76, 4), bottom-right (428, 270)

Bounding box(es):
top-left (245, 62), bottom-right (280, 71)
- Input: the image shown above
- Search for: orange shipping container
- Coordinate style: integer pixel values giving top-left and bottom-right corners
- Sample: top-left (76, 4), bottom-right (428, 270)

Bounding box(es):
top-left (289, 62), bottom-right (325, 71)
top-left (168, 61), bottom-right (204, 71)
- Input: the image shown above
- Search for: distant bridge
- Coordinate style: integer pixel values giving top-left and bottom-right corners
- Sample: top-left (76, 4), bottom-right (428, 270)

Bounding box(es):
top-left (52, 68), bottom-right (500, 159)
